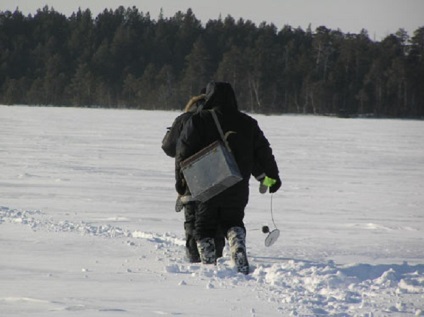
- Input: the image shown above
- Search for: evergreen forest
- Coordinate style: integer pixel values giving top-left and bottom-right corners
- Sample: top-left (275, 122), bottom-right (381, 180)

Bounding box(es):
top-left (1, 6), bottom-right (423, 117)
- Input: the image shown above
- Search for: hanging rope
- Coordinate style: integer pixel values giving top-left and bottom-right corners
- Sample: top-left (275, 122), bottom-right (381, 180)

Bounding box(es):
top-left (270, 193), bottom-right (278, 230)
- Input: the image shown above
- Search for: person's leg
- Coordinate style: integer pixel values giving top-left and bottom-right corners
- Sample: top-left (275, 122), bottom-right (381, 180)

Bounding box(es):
top-left (214, 225), bottom-right (225, 258)
top-left (195, 202), bottom-right (219, 264)
top-left (227, 226), bottom-right (249, 274)
top-left (219, 205), bottom-right (245, 236)
top-left (184, 202), bottom-right (200, 263)
top-left (221, 205), bottom-right (249, 274)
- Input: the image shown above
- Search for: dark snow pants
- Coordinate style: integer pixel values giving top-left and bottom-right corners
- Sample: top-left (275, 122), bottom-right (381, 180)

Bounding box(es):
top-left (194, 201), bottom-right (246, 242)
top-left (184, 202), bottom-right (225, 260)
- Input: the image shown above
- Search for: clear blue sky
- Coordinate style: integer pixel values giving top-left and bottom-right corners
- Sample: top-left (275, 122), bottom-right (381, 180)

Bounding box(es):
top-left (1, 0), bottom-right (423, 40)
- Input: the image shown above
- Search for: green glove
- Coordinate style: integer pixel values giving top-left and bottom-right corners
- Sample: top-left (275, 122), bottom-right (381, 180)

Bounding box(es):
top-left (262, 176), bottom-right (277, 187)
top-left (259, 176), bottom-right (277, 194)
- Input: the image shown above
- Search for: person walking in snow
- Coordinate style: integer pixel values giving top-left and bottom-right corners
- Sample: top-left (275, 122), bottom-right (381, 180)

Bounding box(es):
top-left (161, 91), bottom-right (226, 263)
top-left (175, 81), bottom-right (281, 274)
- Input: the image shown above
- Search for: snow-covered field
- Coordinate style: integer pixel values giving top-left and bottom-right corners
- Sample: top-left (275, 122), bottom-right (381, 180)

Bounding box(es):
top-left (1, 105), bottom-right (423, 316)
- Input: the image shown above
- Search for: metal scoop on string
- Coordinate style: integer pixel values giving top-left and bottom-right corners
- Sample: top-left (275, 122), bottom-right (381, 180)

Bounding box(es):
top-left (262, 194), bottom-right (280, 247)
top-left (260, 176), bottom-right (280, 247)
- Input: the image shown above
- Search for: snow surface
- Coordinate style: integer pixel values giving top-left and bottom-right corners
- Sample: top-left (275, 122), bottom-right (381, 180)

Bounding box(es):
top-left (1, 105), bottom-right (423, 316)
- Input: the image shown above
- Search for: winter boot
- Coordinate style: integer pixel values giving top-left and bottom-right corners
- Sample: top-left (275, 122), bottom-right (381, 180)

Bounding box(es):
top-left (196, 237), bottom-right (216, 264)
top-left (227, 227), bottom-right (249, 275)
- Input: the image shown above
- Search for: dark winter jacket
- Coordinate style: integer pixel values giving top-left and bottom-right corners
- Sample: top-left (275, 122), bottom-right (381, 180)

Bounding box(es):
top-left (175, 81), bottom-right (279, 206)
top-left (161, 111), bottom-right (194, 158)
top-left (161, 95), bottom-right (206, 158)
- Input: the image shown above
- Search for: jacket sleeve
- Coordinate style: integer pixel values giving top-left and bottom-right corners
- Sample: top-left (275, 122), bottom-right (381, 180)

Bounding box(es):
top-left (161, 116), bottom-right (183, 158)
top-left (252, 121), bottom-right (279, 180)
top-left (162, 112), bottom-right (196, 158)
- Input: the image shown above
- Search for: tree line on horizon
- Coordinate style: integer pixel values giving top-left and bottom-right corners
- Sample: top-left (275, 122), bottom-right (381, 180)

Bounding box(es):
top-left (1, 6), bottom-right (423, 117)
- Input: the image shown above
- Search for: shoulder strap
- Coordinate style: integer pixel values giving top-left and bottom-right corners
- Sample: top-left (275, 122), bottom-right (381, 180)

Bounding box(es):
top-left (210, 110), bottom-right (232, 153)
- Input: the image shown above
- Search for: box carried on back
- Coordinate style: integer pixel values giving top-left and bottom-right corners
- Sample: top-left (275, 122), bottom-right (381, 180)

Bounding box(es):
top-left (180, 139), bottom-right (242, 202)
top-left (180, 110), bottom-right (243, 202)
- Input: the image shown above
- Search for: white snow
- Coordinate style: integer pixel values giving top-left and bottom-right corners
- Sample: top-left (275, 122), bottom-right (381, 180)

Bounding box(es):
top-left (1, 105), bottom-right (423, 316)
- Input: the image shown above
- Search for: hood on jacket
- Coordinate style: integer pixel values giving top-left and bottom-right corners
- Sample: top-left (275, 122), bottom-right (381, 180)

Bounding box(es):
top-left (203, 81), bottom-right (238, 113)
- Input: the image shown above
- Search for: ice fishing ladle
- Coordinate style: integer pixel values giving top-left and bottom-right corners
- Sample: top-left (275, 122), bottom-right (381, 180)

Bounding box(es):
top-left (262, 194), bottom-right (280, 247)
